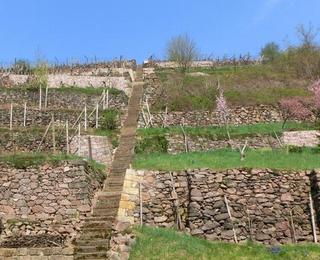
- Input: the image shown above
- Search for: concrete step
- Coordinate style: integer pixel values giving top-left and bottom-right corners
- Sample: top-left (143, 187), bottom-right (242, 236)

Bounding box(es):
top-left (74, 251), bottom-right (107, 260)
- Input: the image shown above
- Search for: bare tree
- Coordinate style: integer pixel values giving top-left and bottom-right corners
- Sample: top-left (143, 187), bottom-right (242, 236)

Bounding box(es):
top-left (166, 34), bottom-right (199, 72)
top-left (296, 23), bottom-right (319, 49)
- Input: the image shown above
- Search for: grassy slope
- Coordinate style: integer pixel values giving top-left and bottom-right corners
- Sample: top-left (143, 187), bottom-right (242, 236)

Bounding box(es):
top-left (138, 122), bottom-right (317, 140)
top-left (154, 65), bottom-right (311, 111)
top-left (133, 148), bottom-right (320, 171)
top-left (130, 227), bottom-right (320, 260)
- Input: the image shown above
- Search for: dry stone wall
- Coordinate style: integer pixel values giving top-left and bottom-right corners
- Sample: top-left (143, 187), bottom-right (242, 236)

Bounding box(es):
top-left (120, 169), bottom-right (320, 245)
top-left (0, 247), bottom-right (74, 260)
top-left (5, 74), bottom-right (131, 94)
top-left (283, 131), bottom-right (320, 147)
top-left (0, 88), bottom-right (128, 110)
top-left (0, 161), bottom-right (105, 244)
top-left (139, 105), bottom-right (282, 128)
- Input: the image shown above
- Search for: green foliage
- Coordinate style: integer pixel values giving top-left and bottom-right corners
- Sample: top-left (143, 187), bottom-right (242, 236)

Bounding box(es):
top-left (0, 152), bottom-right (106, 172)
top-left (56, 86), bottom-right (123, 96)
top-left (133, 148), bottom-right (320, 171)
top-left (0, 153), bottom-right (76, 169)
top-left (260, 42), bottom-right (281, 62)
top-left (138, 122), bottom-right (317, 141)
top-left (100, 109), bottom-right (119, 131)
top-left (34, 61), bottom-right (48, 89)
top-left (130, 226), bottom-right (320, 260)
top-left (11, 59), bottom-right (33, 74)
top-left (135, 135), bottom-right (168, 154)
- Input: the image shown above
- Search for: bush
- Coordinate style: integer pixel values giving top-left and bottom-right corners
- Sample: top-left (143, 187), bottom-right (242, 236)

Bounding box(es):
top-left (101, 109), bottom-right (119, 130)
top-left (135, 135), bottom-right (168, 154)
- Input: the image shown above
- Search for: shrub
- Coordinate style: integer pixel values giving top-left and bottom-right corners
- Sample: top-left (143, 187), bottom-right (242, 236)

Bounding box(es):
top-left (100, 109), bottom-right (119, 130)
top-left (260, 42), bottom-right (281, 63)
top-left (135, 135), bottom-right (168, 154)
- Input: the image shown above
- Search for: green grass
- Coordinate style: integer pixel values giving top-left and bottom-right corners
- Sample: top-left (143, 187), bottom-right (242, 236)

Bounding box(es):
top-left (0, 85), bottom-right (125, 96)
top-left (133, 148), bottom-right (320, 171)
top-left (0, 152), bottom-right (106, 170)
top-left (138, 122), bottom-right (317, 140)
top-left (154, 66), bottom-right (311, 111)
top-left (130, 226), bottom-right (320, 260)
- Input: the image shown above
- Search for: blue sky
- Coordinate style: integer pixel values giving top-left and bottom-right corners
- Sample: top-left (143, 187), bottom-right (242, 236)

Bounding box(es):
top-left (0, 0), bottom-right (319, 64)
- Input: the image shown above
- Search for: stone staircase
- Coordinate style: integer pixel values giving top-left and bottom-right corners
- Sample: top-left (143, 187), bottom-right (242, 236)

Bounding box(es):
top-left (74, 70), bottom-right (144, 259)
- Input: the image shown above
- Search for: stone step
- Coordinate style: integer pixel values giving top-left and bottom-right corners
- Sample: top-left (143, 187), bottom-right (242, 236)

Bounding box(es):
top-left (75, 245), bottom-right (109, 253)
top-left (75, 238), bottom-right (109, 247)
top-left (74, 251), bottom-right (107, 260)
top-left (78, 230), bottom-right (110, 240)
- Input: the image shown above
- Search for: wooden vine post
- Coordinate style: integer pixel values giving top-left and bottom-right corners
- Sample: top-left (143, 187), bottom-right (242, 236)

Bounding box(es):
top-left (224, 195), bottom-right (238, 243)
top-left (309, 193), bottom-right (318, 243)
top-left (9, 103), bottom-right (13, 131)
top-left (23, 102), bottom-right (27, 127)
top-left (52, 114), bottom-right (56, 154)
top-left (66, 120), bottom-right (69, 154)
top-left (95, 103), bottom-right (99, 129)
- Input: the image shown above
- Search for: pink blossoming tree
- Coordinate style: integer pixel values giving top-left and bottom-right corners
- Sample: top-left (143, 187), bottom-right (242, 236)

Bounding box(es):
top-left (279, 98), bottom-right (312, 129)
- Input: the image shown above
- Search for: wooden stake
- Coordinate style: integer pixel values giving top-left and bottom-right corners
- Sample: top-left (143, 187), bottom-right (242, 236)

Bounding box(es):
top-left (23, 102), bottom-right (27, 127)
top-left (88, 136), bottom-right (93, 160)
top-left (45, 85), bottom-right (48, 108)
top-left (39, 85), bottom-right (42, 110)
top-left (180, 124), bottom-right (189, 153)
top-left (95, 103), bottom-right (99, 129)
top-left (52, 114), bottom-right (56, 154)
top-left (139, 181), bottom-right (143, 227)
top-left (224, 195), bottom-right (238, 243)
top-left (37, 118), bottom-right (53, 152)
top-left (66, 120), bottom-right (69, 154)
top-left (84, 105), bottom-right (87, 131)
top-left (78, 124), bottom-right (81, 156)
top-left (102, 89), bottom-right (106, 110)
top-left (9, 103), bottom-right (13, 131)
top-left (289, 209), bottom-right (296, 243)
top-left (170, 173), bottom-right (182, 230)
top-left (106, 89), bottom-right (109, 109)
top-left (309, 193), bottom-right (318, 243)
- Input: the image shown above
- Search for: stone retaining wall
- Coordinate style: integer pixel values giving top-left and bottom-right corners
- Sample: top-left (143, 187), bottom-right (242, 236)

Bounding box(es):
top-left (139, 105), bottom-right (282, 128)
top-left (0, 106), bottom-right (122, 128)
top-left (0, 161), bottom-right (105, 243)
top-left (0, 131), bottom-right (115, 166)
top-left (0, 247), bottom-right (74, 260)
top-left (283, 131), bottom-right (320, 147)
top-left (5, 74), bottom-right (131, 94)
top-left (119, 169), bottom-right (320, 245)
top-left (0, 87), bottom-right (128, 110)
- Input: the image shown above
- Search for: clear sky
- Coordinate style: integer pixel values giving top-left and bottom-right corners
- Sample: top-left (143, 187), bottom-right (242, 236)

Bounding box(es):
top-left (0, 0), bottom-right (319, 64)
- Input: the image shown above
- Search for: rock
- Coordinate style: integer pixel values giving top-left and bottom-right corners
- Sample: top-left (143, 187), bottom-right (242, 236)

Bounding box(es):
top-left (115, 221), bottom-right (131, 232)
top-left (221, 230), bottom-right (234, 239)
top-left (44, 207), bottom-right (56, 214)
top-left (191, 229), bottom-right (204, 235)
top-left (281, 193), bottom-right (294, 202)
top-left (256, 233), bottom-right (271, 241)
top-left (202, 221), bottom-right (220, 231)
top-left (154, 216), bottom-right (167, 223)
top-left (212, 201), bottom-right (224, 208)
top-left (77, 205), bottom-right (91, 212)
top-left (215, 213), bottom-right (230, 221)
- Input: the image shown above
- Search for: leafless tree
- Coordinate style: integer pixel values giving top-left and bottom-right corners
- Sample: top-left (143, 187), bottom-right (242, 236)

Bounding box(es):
top-left (166, 34), bottom-right (199, 72)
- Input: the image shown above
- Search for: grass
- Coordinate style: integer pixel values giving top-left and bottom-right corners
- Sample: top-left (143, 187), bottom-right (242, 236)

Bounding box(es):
top-left (154, 66), bottom-right (311, 111)
top-left (133, 148), bottom-right (320, 171)
top-left (0, 85), bottom-right (125, 96)
top-left (130, 226), bottom-right (320, 260)
top-left (0, 152), bottom-right (106, 170)
top-left (138, 122), bottom-right (317, 140)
